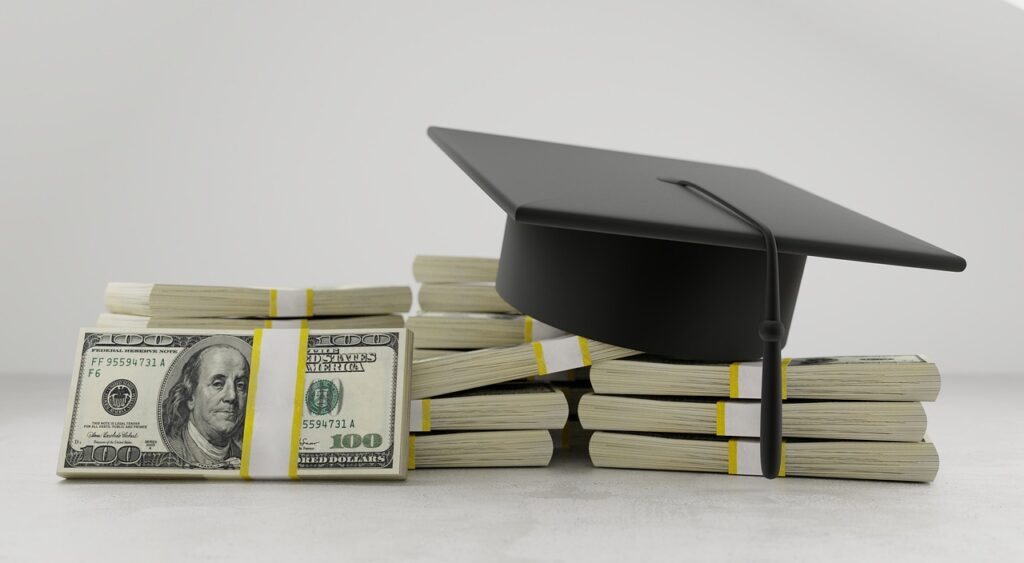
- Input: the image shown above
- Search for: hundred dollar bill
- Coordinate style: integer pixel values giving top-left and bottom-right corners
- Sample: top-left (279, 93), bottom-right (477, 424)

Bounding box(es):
top-left (59, 328), bottom-right (412, 479)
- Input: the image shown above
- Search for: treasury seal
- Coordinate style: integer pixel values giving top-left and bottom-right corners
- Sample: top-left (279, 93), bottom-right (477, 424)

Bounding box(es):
top-left (102, 379), bottom-right (138, 416)
top-left (306, 379), bottom-right (342, 416)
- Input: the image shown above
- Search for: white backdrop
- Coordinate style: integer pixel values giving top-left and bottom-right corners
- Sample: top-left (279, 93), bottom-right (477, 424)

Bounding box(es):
top-left (2, 0), bottom-right (1021, 376)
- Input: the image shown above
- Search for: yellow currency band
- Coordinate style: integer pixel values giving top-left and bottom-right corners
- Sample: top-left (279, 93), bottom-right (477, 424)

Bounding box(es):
top-left (727, 439), bottom-right (786, 476)
top-left (716, 401), bottom-right (726, 436)
top-left (578, 337), bottom-right (592, 366)
top-left (267, 289), bottom-right (315, 317)
top-left (532, 341), bottom-right (548, 375)
top-left (728, 358), bottom-right (792, 399)
top-left (287, 328), bottom-right (309, 480)
top-left (263, 320), bottom-right (309, 329)
top-left (240, 329), bottom-right (264, 479)
top-left (422, 399), bottom-right (431, 432)
top-left (407, 435), bottom-right (416, 470)
top-left (533, 338), bottom-right (591, 377)
top-left (524, 316), bottom-right (533, 342)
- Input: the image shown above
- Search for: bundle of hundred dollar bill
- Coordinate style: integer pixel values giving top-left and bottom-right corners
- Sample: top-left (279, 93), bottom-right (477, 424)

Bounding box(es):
top-left (99, 282), bottom-right (412, 329)
top-left (60, 281), bottom-right (418, 480)
top-left (60, 327), bottom-right (413, 479)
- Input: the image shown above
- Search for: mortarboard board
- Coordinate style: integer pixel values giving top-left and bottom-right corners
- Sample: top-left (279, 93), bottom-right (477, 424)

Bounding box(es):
top-left (427, 126), bottom-right (966, 478)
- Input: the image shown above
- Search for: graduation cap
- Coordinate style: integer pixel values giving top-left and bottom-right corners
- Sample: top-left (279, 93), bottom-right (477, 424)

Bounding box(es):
top-left (428, 126), bottom-right (966, 479)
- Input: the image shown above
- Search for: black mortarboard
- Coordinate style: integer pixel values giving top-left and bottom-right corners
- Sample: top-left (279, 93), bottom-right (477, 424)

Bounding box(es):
top-left (428, 126), bottom-right (966, 478)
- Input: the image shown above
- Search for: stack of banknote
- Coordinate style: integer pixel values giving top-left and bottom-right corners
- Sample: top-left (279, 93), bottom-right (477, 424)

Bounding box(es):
top-left (581, 355), bottom-right (943, 482)
top-left (60, 271), bottom-right (944, 482)
top-left (408, 256), bottom-right (618, 468)
top-left (412, 257), bottom-right (944, 481)
top-left (99, 283), bottom-right (412, 330)
top-left (60, 282), bottom-right (421, 479)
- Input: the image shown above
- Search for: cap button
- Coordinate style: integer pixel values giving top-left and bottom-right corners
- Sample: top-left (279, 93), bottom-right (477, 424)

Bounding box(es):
top-left (759, 321), bottom-right (786, 343)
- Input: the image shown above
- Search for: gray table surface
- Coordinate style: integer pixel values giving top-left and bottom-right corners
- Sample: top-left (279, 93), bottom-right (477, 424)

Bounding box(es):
top-left (1, 373), bottom-right (1021, 562)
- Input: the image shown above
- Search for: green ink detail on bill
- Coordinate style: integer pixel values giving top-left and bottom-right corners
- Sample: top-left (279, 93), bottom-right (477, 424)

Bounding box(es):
top-left (306, 379), bottom-right (341, 416)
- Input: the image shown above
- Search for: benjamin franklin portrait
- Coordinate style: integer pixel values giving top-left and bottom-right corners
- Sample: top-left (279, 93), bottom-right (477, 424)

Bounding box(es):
top-left (160, 338), bottom-right (251, 468)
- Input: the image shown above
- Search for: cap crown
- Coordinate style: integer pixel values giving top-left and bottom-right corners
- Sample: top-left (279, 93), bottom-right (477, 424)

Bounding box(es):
top-left (429, 127), bottom-right (965, 271)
